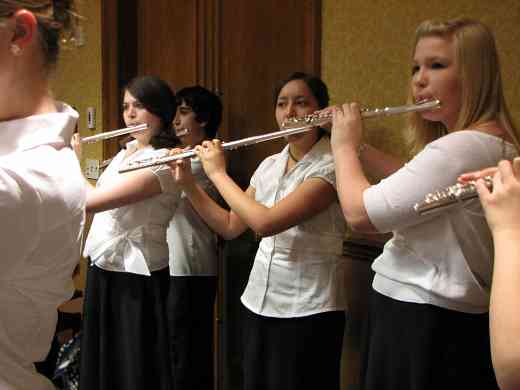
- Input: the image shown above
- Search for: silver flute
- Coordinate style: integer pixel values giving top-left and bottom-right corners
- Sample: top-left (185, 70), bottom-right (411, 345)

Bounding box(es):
top-left (413, 176), bottom-right (493, 215)
top-left (80, 124), bottom-right (148, 144)
top-left (118, 99), bottom-right (441, 173)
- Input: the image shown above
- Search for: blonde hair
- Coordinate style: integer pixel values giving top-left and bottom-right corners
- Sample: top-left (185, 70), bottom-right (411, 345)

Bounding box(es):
top-left (406, 18), bottom-right (519, 155)
top-left (0, 0), bottom-right (79, 67)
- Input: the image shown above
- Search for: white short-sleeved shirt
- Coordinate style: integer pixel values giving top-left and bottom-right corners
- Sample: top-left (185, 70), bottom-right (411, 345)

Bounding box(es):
top-left (241, 136), bottom-right (347, 318)
top-left (0, 103), bottom-right (86, 390)
top-left (167, 158), bottom-right (219, 276)
top-left (364, 131), bottom-right (517, 313)
top-left (84, 141), bottom-right (180, 275)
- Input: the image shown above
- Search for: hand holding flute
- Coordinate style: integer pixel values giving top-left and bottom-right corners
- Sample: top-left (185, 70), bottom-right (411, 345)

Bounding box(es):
top-left (474, 158), bottom-right (520, 236)
top-left (413, 158), bottom-right (519, 215)
top-left (167, 147), bottom-right (196, 187)
top-left (168, 141), bottom-right (228, 187)
top-left (192, 140), bottom-right (227, 179)
top-left (71, 133), bottom-right (82, 160)
top-left (329, 102), bottom-right (365, 155)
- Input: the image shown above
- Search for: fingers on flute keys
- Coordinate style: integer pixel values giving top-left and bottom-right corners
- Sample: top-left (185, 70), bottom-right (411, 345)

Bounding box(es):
top-left (167, 147), bottom-right (189, 169)
top-left (71, 133), bottom-right (82, 159)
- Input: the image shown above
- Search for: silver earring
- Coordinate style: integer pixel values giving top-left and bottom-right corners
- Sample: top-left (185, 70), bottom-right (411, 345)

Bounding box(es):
top-left (10, 44), bottom-right (21, 56)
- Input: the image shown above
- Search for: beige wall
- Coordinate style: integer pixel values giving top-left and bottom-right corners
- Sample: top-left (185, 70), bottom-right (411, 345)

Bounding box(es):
top-left (323, 0), bottom-right (520, 158)
top-left (51, 0), bottom-right (104, 164)
top-left (50, 0), bottom-right (104, 290)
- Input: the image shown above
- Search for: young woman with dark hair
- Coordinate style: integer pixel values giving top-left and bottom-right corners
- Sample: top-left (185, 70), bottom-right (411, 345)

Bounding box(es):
top-left (171, 73), bottom-right (347, 390)
top-left (77, 75), bottom-right (179, 390)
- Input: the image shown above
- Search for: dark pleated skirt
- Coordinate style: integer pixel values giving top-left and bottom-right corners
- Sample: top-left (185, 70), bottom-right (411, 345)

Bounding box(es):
top-left (361, 290), bottom-right (499, 390)
top-left (242, 307), bottom-right (346, 390)
top-left (167, 275), bottom-right (218, 390)
top-left (79, 264), bottom-right (171, 390)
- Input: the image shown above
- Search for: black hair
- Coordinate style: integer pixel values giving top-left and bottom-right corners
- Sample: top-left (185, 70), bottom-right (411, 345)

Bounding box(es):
top-left (273, 72), bottom-right (329, 109)
top-left (175, 86), bottom-right (223, 139)
top-left (124, 75), bottom-right (178, 149)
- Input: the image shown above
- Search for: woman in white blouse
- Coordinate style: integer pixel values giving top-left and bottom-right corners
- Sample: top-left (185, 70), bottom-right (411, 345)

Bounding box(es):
top-left (330, 18), bottom-right (519, 390)
top-left (0, 2), bottom-right (85, 390)
top-left (172, 72), bottom-right (347, 390)
top-left (78, 76), bottom-right (179, 390)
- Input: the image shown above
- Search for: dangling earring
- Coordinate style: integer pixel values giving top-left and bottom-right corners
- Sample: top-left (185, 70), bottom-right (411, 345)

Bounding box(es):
top-left (10, 44), bottom-right (22, 56)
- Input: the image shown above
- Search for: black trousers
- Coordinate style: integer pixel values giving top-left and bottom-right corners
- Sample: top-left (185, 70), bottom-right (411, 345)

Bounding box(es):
top-left (167, 275), bottom-right (218, 390)
top-left (242, 307), bottom-right (346, 390)
top-left (361, 290), bottom-right (499, 390)
top-left (79, 265), bottom-right (171, 390)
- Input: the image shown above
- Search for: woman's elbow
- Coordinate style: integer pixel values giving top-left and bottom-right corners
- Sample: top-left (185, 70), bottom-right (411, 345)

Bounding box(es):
top-left (250, 219), bottom-right (280, 237)
top-left (493, 355), bottom-right (520, 389)
top-left (495, 369), bottom-right (520, 390)
top-left (252, 225), bottom-right (275, 237)
top-left (344, 212), bottom-right (378, 234)
top-left (221, 230), bottom-right (241, 241)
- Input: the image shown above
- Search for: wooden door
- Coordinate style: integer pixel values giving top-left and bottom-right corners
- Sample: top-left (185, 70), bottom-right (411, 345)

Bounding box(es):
top-left (218, 0), bottom-right (321, 186)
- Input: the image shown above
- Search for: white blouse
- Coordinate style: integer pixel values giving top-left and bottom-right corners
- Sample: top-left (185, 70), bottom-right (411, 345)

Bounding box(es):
top-left (0, 103), bottom-right (86, 390)
top-left (84, 141), bottom-right (180, 275)
top-left (241, 136), bottom-right (348, 318)
top-left (364, 131), bottom-right (517, 313)
top-left (167, 158), bottom-right (220, 276)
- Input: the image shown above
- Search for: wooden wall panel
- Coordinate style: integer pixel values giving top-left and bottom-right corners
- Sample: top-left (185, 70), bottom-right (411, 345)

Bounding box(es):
top-left (218, 0), bottom-right (321, 187)
top-left (137, 0), bottom-right (199, 90)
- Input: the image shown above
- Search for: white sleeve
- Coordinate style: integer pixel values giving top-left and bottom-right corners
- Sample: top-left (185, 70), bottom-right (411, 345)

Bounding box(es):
top-left (363, 132), bottom-right (502, 233)
top-left (150, 164), bottom-right (179, 194)
top-left (250, 155), bottom-right (274, 190)
top-left (304, 156), bottom-right (336, 189)
top-left (148, 148), bottom-right (180, 195)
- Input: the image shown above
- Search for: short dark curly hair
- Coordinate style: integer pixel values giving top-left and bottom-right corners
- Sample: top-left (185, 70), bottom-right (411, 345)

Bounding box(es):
top-left (175, 86), bottom-right (223, 139)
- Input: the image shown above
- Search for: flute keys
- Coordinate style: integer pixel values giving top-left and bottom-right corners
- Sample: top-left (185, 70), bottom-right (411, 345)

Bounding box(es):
top-left (281, 112), bottom-right (333, 129)
top-left (414, 175), bottom-right (494, 215)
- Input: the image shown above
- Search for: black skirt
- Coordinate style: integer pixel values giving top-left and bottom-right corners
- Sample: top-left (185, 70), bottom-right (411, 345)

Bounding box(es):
top-left (242, 307), bottom-right (346, 390)
top-left (79, 265), bottom-right (171, 390)
top-left (167, 275), bottom-right (218, 390)
top-left (361, 290), bottom-right (499, 390)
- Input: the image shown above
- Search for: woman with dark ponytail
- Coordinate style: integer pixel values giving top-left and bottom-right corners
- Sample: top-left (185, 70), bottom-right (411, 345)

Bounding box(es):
top-left (75, 75), bottom-right (179, 390)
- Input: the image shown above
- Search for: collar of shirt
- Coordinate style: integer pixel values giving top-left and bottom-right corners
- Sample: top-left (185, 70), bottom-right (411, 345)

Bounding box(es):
top-left (0, 102), bottom-right (78, 157)
top-left (125, 138), bottom-right (139, 153)
top-left (279, 135), bottom-right (331, 170)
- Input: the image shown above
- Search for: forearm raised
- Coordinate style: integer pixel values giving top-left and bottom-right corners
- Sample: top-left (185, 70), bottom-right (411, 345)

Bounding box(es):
top-left (490, 230), bottom-right (520, 390)
top-left (183, 180), bottom-right (246, 239)
top-left (333, 145), bottom-right (375, 232)
top-left (209, 172), bottom-right (273, 235)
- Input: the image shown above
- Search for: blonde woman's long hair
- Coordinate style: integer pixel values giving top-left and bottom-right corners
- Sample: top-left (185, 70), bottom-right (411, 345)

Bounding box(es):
top-left (406, 18), bottom-right (519, 155)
